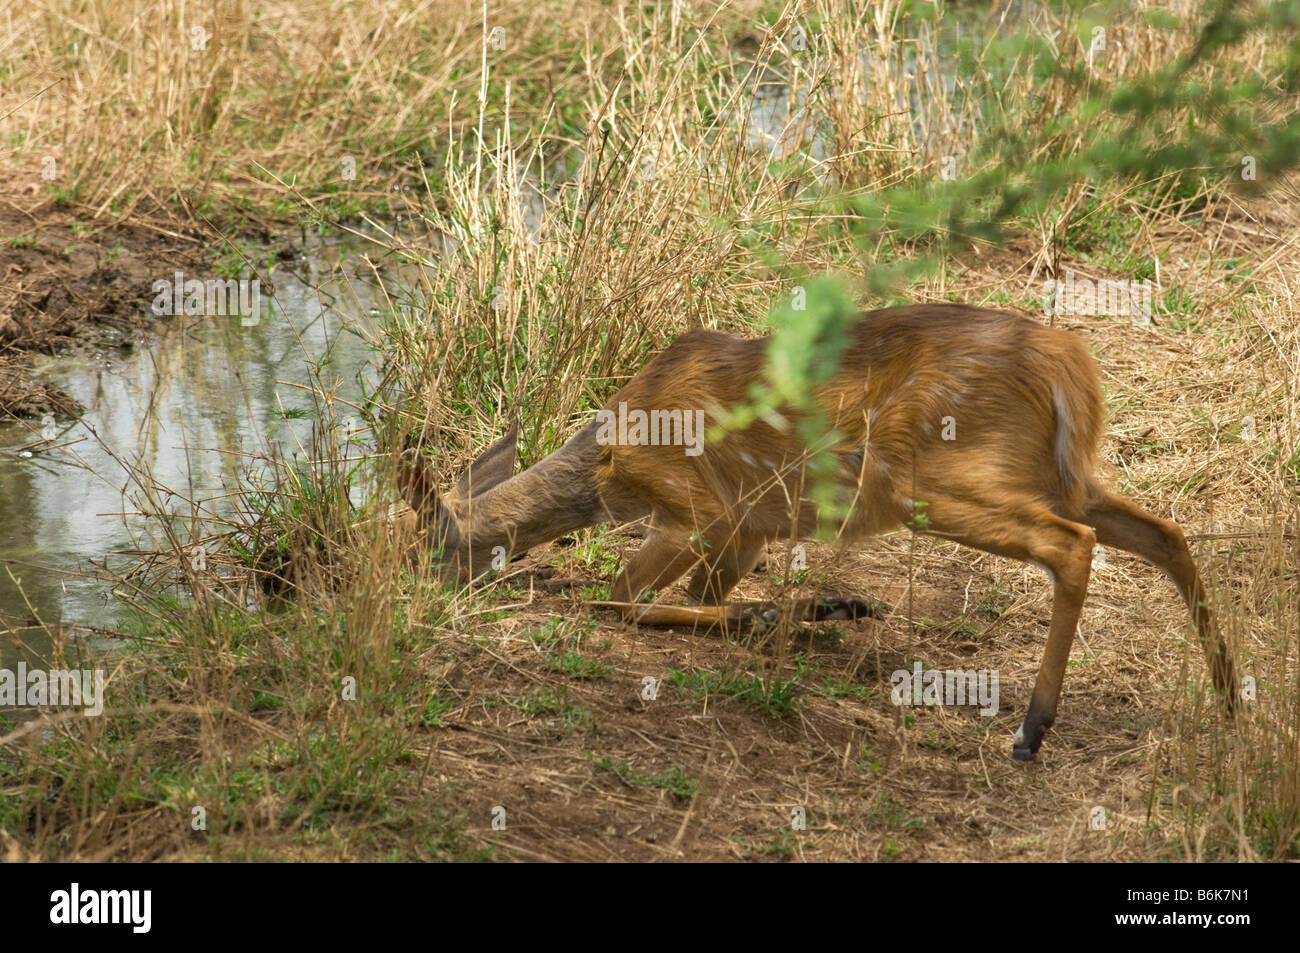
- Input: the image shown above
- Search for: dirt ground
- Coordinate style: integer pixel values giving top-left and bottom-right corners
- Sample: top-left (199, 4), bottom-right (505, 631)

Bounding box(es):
top-left (0, 170), bottom-right (210, 418)
top-left (409, 528), bottom-right (1209, 862)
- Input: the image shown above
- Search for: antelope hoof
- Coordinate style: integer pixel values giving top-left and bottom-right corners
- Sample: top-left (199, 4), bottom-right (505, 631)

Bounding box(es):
top-left (1012, 720), bottom-right (1044, 761)
top-left (811, 596), bottom-right (882, 621)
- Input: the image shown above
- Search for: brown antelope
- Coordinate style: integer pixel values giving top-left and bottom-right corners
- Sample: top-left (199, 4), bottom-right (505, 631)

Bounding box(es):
top-left (398, 303), bottom-right (1235, 759)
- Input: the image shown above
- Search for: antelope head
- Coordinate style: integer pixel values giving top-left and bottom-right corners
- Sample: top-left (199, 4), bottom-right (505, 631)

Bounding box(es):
top-left (395, 423), bottom-right (520, 583)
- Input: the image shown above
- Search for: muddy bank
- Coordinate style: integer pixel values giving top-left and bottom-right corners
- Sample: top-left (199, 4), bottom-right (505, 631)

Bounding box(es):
top-left (0, 173), bottom-right (213, 417)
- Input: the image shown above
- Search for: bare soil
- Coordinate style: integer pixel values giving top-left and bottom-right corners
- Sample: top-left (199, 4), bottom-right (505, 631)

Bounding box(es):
top-left (405, 527), bottom-right (1209, 862)
top-left (0, 171), bottom-right (210, 418)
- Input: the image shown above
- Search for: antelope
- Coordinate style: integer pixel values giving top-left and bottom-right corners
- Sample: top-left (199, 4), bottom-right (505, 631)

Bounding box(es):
top-left (397, 303), bottom-right (1236, 759)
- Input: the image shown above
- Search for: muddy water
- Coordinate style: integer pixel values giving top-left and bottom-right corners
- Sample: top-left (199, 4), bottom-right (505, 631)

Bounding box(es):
top-left (0, 236), bottom-right (388, 668)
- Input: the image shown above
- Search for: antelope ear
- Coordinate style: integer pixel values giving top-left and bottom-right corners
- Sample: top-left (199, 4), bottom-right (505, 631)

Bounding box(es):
top-left (453, 421), bottom-right (519, 500)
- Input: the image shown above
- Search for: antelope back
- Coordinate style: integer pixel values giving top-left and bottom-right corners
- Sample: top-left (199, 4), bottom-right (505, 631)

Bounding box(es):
top-left (594, 304), bottom-right (1105, 539)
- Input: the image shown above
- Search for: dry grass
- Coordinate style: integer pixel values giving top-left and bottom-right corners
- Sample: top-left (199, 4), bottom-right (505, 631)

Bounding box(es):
top-left (1, 0), bottom-right (1297, 861)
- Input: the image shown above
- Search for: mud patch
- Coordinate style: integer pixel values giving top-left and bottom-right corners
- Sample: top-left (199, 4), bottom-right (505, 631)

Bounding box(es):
top-left (0, 356), bottom-right (83, 419)
top-left (0, 172), bottom-right (211, 417)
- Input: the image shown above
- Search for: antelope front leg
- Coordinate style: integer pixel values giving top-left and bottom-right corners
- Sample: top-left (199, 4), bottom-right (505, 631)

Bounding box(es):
top-left (608, 530), bottom-right (717, 626)
top-left (683, 537), bottom-right (764, 606)
top-left (606, 531), bottom-right (884, 632)
top-left (685, 539), bottom-right (883, 621)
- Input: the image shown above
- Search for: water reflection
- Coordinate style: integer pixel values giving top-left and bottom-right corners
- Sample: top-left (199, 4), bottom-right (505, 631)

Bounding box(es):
top-left (0, 235), bottom-right (387, 667)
